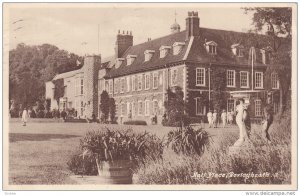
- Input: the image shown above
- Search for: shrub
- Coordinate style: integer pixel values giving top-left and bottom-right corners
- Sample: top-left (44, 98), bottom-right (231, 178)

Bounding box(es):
top-left (30, 110), bottom-right (36, 118)
top-left (123, 120), bottom-right (147, 125)
top-left (166, 126), bottom-right (210, 156)
top-left (162, 114), bottom-right (190, 127)
top-left (136, 109), bottom-right (291, 184)
top-left (37, 110), bottom-right (45, 118)
top-left (44, 111), bottom-right (52, 118)
top-left (67, 153), bottom-right (98, 176)
top-left (68, 127), bottom-right (164, 175)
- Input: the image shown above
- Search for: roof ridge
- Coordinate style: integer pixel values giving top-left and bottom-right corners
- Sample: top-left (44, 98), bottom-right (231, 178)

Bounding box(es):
top-left (128, 30), bottom-right (187, 49)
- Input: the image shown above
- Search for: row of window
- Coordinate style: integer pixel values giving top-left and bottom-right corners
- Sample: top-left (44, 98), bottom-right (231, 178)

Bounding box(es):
top-left (195, 68), bottom-right (279, 89)
top-left (102, 68), bottom-right (180, 95)
top-left (117, 100), bottom-right (161, 117)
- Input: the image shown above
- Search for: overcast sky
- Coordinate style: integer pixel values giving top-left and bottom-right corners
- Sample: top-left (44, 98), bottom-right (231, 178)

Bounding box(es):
top-left (7, 3), bottom-right (255, 58)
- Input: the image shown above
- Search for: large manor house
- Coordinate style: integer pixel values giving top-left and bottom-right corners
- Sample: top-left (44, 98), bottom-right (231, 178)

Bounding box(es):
top-left (45, 11), bottom-right (289, 124)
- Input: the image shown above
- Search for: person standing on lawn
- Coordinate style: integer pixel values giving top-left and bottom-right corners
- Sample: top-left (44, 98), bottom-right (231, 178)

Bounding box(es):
top-left (21, 107), bottom-right (28, 126)
top-left (207, 110), bottom-right (213, 128)
top-left (221, 109), bottom-right (227, 128)
top-left (212, 109), bottom-right (218, 128)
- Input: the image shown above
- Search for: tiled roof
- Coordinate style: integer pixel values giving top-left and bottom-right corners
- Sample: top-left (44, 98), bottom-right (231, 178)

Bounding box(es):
top-left (105, 27), bottom-right (290, 78)
top-left (106, 30), bottom-right (190, 78)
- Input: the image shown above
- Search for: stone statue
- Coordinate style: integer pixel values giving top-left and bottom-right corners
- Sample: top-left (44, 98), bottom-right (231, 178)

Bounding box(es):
top-left (233, 99), bottom-right (251, 147)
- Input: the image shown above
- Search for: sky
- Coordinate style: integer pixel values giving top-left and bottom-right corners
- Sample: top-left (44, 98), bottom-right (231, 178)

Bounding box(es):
top-left (6, 3), bottom-right (255, 58)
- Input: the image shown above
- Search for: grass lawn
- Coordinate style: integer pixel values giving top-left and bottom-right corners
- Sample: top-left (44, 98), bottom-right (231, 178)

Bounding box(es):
top-left (8, 120), bottom-right (239, 185)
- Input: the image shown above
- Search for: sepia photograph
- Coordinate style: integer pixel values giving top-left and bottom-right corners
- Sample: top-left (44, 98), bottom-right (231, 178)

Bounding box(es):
top-left (2, 2), bottom-right (297, 191)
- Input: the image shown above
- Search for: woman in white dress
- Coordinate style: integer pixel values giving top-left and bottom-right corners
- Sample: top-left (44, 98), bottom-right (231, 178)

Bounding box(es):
top-left (234, 99), bottom-right (249, 147)
top-left (22, 107), bottom-right (28, 126)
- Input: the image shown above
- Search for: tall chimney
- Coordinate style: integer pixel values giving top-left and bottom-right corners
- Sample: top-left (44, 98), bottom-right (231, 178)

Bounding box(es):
top-left (115, 30), bottom-right (133, 58)
top-left (186, 11), bottom-right (200, 39)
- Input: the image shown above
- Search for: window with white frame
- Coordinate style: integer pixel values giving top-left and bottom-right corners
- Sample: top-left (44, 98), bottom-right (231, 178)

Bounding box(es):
top-left (153, 72), bottom-right (158, 89)
top-left (127, 77), bottom-right (131, 92)
top-left (80, 101), bottom-right (84, 116)
top-left (75, 78), bottom-right (79, 95)
top-left (138, 101), bottom-right (143, 116)
top-left (240, 71), bottom-right (249, 88)
top-left (159, 46), bottom-right (171, 58)
top-left (227, 70), bottom-right (236, 87)
top-left (126, 55), bottom-right (137, 66)
top-left (144, 50), bottom-right (155, 62)
top-left (114, 79), bottom-right (119, 94)
top-left (120, 78), bottom-right (125, 93)
top-left (80, 79), bottom-right (84, 95)
top-left (145, 74), bottom-right (150, 90)
top-left (173, 42), bottom-right (185, 55)
top-left (271, 73), bottom-right (279, 89)
top-left (121, 102), bottom-right (126, 116)
top-left (171, 68), bottom-right (178, 86)
top-left (255, 100), bottom-right (262, 116)
top-left (109, 80), bottom-right (113, 94)
top-left (132, 102), bottom-right (136, 116)
top-left (237, 48), bottom-right (244, 57)
top-left (145, 100), bottom-right (150, 116)
top-left (204, 41), bottom-right (218, 55)
top-left (153, 100), bottom-right (159, 115)
top-left (131, 75), bottom-right (136, 91)
top-left (137, 75), bottom-right (143, 90)
top-left (255, 72), bottom-right (263, 89)
top-left (209, 45), bottom-right (217, 54)
top-left (195, 98), bottom-right (206, 115)
top-left (196, 68), bottom-right (205, 86)
top-left (127, 102), bottom-right (132, 115)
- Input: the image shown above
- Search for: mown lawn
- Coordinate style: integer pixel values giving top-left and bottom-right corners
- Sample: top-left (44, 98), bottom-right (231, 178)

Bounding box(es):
top-left (8, 120), bottom-right (238, 184)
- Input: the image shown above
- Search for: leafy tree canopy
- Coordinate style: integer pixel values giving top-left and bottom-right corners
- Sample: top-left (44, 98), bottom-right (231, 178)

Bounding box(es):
top-left (9, 43), bottom-right (83, 107)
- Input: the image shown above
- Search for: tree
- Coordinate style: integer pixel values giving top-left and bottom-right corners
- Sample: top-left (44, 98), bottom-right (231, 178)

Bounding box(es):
top-left (9, 43), bottom-right (83, 108)
top-left (211, 68), bottom-right (227, 112)
top-left (99, 90), bottom-right (110, 122)
top-left (53, 79), bottom-right (64, 109)
top-left (109, 98), bottom-right (116, 123)
top-left (243, 7), bottom-right (292, 113)
top-left (163, 87), bottom-right (187, 127)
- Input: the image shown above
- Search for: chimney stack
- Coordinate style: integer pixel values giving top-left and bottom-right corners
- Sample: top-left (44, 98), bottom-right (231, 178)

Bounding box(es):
top-left (115, 30), bottom-right (133, 58)
top-left (186, 11), bottom-right (200, 39)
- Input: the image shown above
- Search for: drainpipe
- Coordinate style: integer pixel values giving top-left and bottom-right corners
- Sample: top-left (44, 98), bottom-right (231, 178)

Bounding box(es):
top-left (208, 63), bottom-right (211, 108)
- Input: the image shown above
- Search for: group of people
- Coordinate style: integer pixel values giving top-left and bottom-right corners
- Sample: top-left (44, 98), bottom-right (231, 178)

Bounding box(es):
top-left (207, 109), bottom-right (236, 128)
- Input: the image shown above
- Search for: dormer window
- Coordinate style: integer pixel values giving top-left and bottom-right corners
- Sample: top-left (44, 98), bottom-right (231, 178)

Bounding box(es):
top-left (172, 42), bottom-right (185, 55)
top-left (144, 50), bottom-right (155, 62)
top-left (159, 45), bottom-right (171, 58)
top-left (231, 44), bottom-right (244, 57)
top-left (260, 47), bottom-right (272, 65)
top-left (126, 55), bottom-right (137, 65)
top-left (115, 58), bottom-right (125, 68)
top-left (204, 41), bottom-right (218, 55)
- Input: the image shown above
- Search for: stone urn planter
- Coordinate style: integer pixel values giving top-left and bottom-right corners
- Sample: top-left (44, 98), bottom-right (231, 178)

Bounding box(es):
top-left (95, 159), bottom-right (133, 184)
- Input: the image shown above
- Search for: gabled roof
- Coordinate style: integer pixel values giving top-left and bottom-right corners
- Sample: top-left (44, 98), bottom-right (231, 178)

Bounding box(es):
top-left (105, 27), bottom-right (290, 78)
top-left (107, 30), bottom-right (190, 78)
